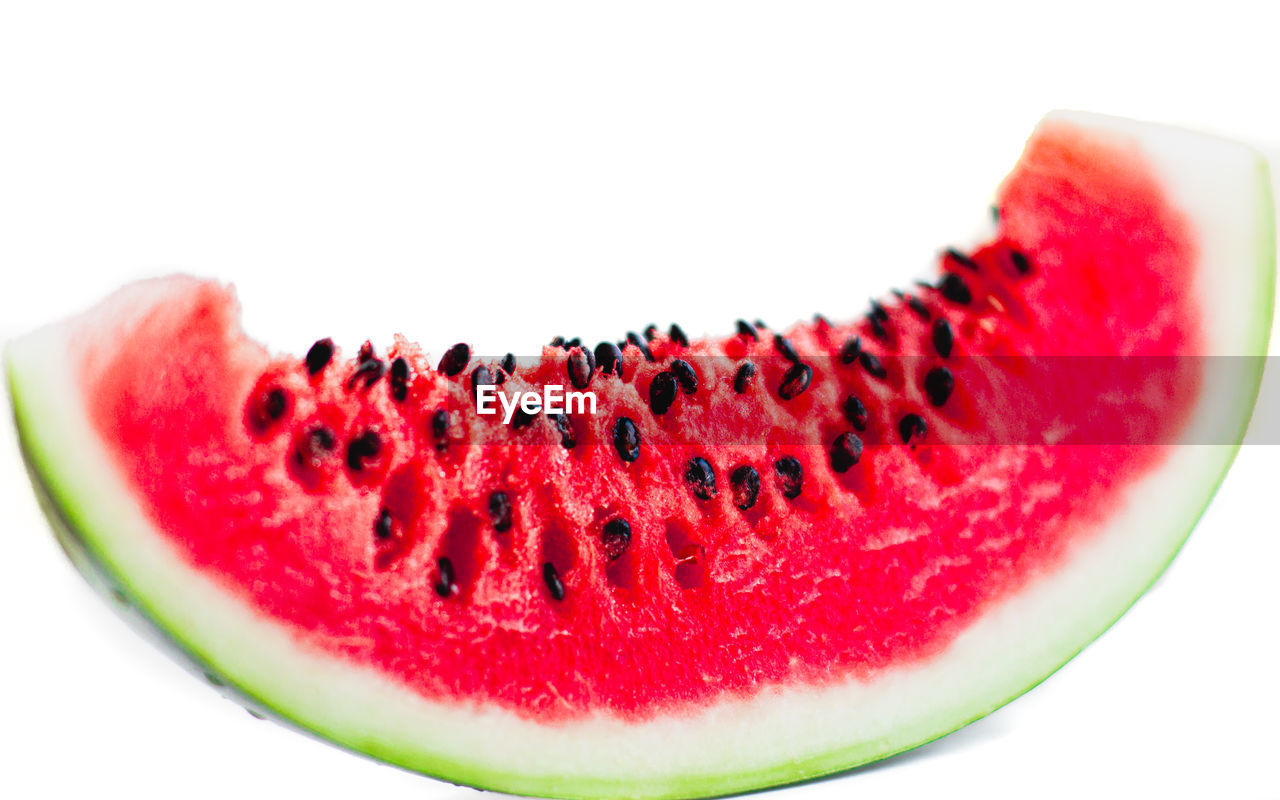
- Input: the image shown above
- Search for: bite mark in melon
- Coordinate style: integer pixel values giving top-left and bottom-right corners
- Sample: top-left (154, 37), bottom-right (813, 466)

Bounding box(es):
top-left (6, 111), bottom-right (1274, 799)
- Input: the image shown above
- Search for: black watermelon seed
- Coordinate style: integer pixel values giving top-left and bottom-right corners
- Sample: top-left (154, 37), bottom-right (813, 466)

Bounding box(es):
top-left (774, 456), bottom-right (803, 499)
top-left (685, 457), bottom-right (717, 500)
top-left (347, 358), bottom-right (386, 391)
top-left (488, 491), bottom-right (512, 532)
top-left (602, 518), bottom-right (631, 561)
top-left (867, 312), bottom-right (887, 341)
top-left (470, 366), bottom-right (493, 399)
top-left (869, 299), bottom-right (889, 321)
top-left (778, 362), bottom-right (813, 400)
top-left (511, 407), bottom-right (536, 430)
top-left (643, 325), bottom-right (658, 341)
top-left (493, 369), bottom-right (506, 386)
top-left (595, 342), bottom-right (625, 378)
top-left (669, 323), bottom-right (689, 347)
top-left (613, 417), bottom-right (641, 462)
top-left (729, 465), bottom-right (761, 510)
top-left (733, 361), bottom-right (756, 394)
top-left (374, 508), bottom-right (393, 540)
top-left (567, 348), bottom-right (593, 390)
top-left (248, 387), bottom-right (289, 434)
top-left (346, 430), bottom-right (381, 471)
top-left (670, 359), bottom-right (698, 394)
top-left (566, 337), bottom-right (581, 349)
top-left (295, 426), bottom-right (336, 469)
top-left (626, 332), bottom-right (655, 362)
top-left (430, 408), bottom-right (449, 445)
top-left (931, 318), bottom-right (954, 359)
top-left (773, 334), bottom-right (800, 364)
top-left (946, 248), bottom-right (980, 271)
top-left (924, 366), bottom-right (954, 407)
top-left (500, 353), bottom-right (516, 374)
top-left (264, 388), bottom-right (287, 419)
top-left (358, 342), bottom-right (375, 362)
top-left (842, 394), bottom-right (868, 431)
top-left (1009, 249), bottom-right (1031, 274)
top-left (899, 413), bottom-right (927, 445)
top-left (939, 273), bottom-right (972, 305)
top-left (434, 557), bottom-right (456, 597)
top-left (830, 432), bottom-right (863, 473)
top-left (649, 372), bottom-right (678, 415)
top-left (551, 413), bottom-right (576, 449)
top-left (543, 562), bottom-right (565, 601)
top-left (840, 337), bottom-right (861, 365)
top-left (859, 350), bottom-right (887, 379)
top-left (438, 343), bottom-right (470, 376)
top-left (550, 336), bottom-right (566, 348)
top-left (311, 426), bottom-right (336, 451)
top-left (907, 295), bottom-right (931, 320)
top-left (389, 357), bottom-right (410, 402)
top-left (736, 319), bottom-right (760, 341)
top-left (305, 339), bottom-right (335, 375)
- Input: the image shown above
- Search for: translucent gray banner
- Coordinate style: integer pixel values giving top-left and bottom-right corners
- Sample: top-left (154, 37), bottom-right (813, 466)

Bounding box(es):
top-left (438, 355), bottom-right (1280, 446)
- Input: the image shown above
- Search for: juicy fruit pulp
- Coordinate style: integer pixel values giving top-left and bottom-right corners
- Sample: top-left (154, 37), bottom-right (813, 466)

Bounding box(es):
top-left (7, 112), bottom-right (1274, 799)
top-left (79, 123), bottom-right (1201, 720)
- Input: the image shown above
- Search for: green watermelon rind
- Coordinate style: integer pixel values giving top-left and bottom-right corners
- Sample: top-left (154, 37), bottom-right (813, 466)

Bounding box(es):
top-left (4, 117), bottom-right (1275, 799)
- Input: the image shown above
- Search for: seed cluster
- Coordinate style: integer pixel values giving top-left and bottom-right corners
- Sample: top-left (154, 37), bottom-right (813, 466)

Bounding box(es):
top-left (249, 242), bottom-right (1031, 605)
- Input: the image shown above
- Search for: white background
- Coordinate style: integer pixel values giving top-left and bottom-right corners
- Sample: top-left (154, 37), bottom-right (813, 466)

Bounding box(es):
top-left (2, 2), bottom-right (1278, 798)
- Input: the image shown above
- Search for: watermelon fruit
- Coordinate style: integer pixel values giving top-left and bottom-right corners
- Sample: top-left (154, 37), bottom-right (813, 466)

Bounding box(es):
top-left (5, 111), bottom-right (1273, 799)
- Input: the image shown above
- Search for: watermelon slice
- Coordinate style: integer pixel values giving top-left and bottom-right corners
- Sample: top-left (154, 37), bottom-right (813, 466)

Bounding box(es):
top-left (6, 111), bottom-right (1274, 799)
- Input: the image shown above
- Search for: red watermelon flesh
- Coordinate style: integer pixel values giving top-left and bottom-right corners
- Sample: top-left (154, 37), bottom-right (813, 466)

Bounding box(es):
top-left (6, 112), bottom-right (1274, 799)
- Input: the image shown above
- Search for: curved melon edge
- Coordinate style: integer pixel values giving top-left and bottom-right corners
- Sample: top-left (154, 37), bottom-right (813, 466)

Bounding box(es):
top-left (5, 114), bottom-right (1274, 800)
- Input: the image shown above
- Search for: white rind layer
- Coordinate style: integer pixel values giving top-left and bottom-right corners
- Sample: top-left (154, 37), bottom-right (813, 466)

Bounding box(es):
top-left (6, 112), bottom-right (1274, 799)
